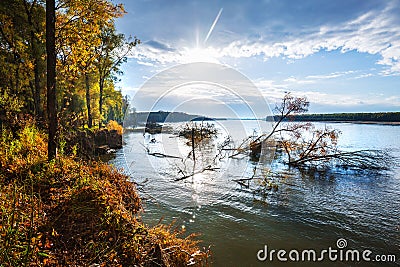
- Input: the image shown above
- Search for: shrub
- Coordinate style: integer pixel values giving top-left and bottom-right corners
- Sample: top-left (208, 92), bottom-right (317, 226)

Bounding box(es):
top-left (106, 120), bottom-right (123, 135)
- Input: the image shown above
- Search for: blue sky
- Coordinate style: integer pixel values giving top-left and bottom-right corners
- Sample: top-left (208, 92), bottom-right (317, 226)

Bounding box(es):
top-left (114, 0), bottom-right (400, 115)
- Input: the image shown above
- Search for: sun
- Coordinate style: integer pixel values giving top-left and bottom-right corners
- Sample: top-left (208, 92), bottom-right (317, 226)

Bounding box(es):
top-left (179, 8), bottom-right (223, 64)
top-left (182, 46), bottom-right (220, 63)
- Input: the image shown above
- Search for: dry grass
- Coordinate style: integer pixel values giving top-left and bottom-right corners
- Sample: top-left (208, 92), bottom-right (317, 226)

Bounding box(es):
top-left (0, 123), bottom-right (210, 266)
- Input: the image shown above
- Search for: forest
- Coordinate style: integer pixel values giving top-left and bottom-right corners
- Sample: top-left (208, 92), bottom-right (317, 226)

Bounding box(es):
top-left (0, 0), bottom-right (138, 132)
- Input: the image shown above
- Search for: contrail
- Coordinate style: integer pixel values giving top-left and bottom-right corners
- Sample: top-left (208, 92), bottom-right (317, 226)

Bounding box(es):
top-left (204, 8), bottom-right (223, 44)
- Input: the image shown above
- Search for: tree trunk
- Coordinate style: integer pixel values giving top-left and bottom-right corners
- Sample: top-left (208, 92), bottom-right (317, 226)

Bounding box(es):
top-left (98, 77), bottom-right (104, 128)
top-left (26, 0), bottom-right (43, 121)
top-left (85, 73), bottom-right (92, 128)
top-left (33, 58), bottom-right (42, 119)
top-left (46, 0), bottom-right (57, 160)
top-left (191, 128), bottom-right (196, 161)
top-left (14, 64), bottom-right (20, 95)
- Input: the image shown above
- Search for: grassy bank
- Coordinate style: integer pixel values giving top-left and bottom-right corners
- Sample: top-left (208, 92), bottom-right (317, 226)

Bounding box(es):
top-left (0, 123), bottom-right (209, 266)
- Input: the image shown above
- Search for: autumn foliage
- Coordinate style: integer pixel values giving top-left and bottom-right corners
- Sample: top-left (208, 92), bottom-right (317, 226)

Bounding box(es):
top-left (106, 120), bottom-right (123, 135)
top-left (0, 123), bottom-right (209, 266)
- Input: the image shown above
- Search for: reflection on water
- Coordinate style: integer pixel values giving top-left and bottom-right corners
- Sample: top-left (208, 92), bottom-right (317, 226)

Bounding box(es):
top-left (111, 122), bottom-right (400, 266)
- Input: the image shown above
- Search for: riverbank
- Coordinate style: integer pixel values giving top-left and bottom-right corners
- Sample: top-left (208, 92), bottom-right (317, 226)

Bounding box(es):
top-left (0, 123), bottom-right (209, 266)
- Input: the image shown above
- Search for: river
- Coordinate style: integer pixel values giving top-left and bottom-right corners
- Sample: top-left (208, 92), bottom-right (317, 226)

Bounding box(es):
top-left (110, 121), bottom-right (400, 266)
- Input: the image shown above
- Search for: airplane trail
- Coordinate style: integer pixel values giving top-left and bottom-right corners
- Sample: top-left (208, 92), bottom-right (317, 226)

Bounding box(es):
top-left (204, 8), bottom-right (223, 44)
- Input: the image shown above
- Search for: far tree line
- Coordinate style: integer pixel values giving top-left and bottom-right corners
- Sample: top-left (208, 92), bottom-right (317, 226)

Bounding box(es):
top-left (269, 111), bottom-right (400, 122)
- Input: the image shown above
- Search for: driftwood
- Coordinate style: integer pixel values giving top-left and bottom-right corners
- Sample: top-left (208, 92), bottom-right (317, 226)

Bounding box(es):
top-left (174, 166), bottom-right (220, 181)
top-left (232, 177), bottom-right (253, 188)
top-left (142, 143), bottom-right (182, 159)
top-left (147, 152), bottom-right (182, 159)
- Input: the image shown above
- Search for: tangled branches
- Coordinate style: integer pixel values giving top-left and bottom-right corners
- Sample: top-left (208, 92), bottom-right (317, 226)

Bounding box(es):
top-left (231, 93), bottom-right (394, 173)
top-left (178, 122), bottom-right (218, 144)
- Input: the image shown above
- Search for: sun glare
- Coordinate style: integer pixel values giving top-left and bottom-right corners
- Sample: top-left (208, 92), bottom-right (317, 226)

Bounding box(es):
top-left (182, 46), bottom-right (220, 63)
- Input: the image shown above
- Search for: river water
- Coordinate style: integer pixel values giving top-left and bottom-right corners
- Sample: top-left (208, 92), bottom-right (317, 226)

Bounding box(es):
top-left (110, 121), bottom-right (400, 266)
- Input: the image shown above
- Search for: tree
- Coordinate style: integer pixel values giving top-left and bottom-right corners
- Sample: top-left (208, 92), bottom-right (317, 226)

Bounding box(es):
top-left (252, 93), bottom-right (309, 150)
top-left (123, 102), bottom-right (138, 128)
top-left (1, 0), bottom-right (136, 143)
top-left (85, 73), bottom-right (93, 127)
top-left (24, 0), bottom-right (46, 121)
top-left (278, 124), bottom-right (390, 170)
top-left (227, 93), bottom-right (310, 159)
top-left (0, 0), bottom-right (46, 122)
top-left (95, 25), bottom-right (139, 127)
top-left (55, 0), bottom-right (136, 128)
top-left (232, 93), bottom-right (390, 171)
top-left (46, 0), bottom-right (57, 160)
top-left (56, 0), bottom-right (116, 128)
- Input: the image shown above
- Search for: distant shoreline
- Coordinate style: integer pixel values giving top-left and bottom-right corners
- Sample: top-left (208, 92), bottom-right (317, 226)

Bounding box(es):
top-left (126, 111), bottom-right (400, 126)
top-left (267, 112), bottom-right (400, 126)
top-left (316, 120), bottom-right (400, 125)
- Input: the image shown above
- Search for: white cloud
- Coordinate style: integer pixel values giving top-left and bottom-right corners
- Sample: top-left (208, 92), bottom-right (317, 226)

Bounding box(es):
top-left (125, 1), bottom-right (400, 78)
top-left (384, 95), bottom-right (400, 105)
top-left (353, 73), bottom-right (374, 79)
top-left (128, 1), bottom-right (400, 76)
top-left (253, 76), bottom-right (400, 110)
top-left (218, 2), bottom-right (400, 75)
top-left (306, 71), bottom-right (356, 80)
top-left (128, 42), bottom-right (221, 65)
top-left (283, 90), bottom-right (398, 109)
top-left (284, 76), bottom-right (316, 84)
top-left (120, 85), bottom-right (139, 96)
top-left (137, 61), bottom-right (155, 67)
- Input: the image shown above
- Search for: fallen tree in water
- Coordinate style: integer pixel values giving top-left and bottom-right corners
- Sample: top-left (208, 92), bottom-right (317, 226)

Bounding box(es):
top-left (231, 93), bottom-right (392, 172)
top-left (278, 125), bottom-right (391, 171)
top-left (178, 122), bottom-right (218, 144)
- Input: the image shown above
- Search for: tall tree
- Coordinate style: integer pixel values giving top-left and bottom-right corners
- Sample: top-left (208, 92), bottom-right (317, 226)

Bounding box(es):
top-left (95, 25), bottom-right (139, 128)
top-left (46, 0), bottom-right (57, 159)
top-left (23, 0), bottom-right (46, 120)
top-left (85, 74), bottom-right (93, 127)
top-left (55, 0), bottom-right (132, 128)
top-left (0, 0), bottom-right (46, 121)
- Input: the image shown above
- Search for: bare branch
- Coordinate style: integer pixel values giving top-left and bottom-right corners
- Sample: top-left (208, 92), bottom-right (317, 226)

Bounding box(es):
top-left (174, 166), bottom-right (220, 182)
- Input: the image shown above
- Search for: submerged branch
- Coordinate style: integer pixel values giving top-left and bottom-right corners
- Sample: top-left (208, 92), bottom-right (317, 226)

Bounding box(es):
top-left (147, 152), bottom-right (182, 159)
top-left (288, 149), bottom-right (393, 171)
top-left (174, 166), bottom-right (220, 182)
top-left (142, 143), bottom-right (182, 159)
